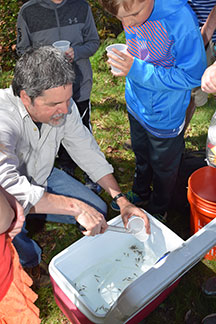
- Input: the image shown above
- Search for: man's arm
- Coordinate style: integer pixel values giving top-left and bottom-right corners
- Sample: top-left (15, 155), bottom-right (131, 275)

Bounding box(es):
top-left (29, 192), bottom-right (108, 236)
top-left (97, 174), bottom-right (150, 234)
top-left (201, 5), bottom-right (216, 47)
top-left (29, 174), bottom-right (150, 236)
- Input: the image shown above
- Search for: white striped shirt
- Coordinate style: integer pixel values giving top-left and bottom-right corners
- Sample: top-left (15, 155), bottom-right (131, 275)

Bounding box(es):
top-left (188, 0), bottom-right (216, 42)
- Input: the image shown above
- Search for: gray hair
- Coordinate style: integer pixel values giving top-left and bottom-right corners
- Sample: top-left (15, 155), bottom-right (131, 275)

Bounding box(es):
top-left (12, 46), bottom-right (75, 101)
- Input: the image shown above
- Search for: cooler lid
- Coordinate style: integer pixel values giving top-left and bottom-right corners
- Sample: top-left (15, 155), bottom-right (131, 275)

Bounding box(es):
top-left (104, 218), bottom-right (216, 324)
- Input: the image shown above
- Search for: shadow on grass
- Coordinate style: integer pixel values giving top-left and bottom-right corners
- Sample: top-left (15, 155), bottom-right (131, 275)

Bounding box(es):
top-left (185, 132), bottom-right (208, 150)
top-left (92, 98), bottom-right (126, 113)
top-left (144, 261), bottom-right (216, 324)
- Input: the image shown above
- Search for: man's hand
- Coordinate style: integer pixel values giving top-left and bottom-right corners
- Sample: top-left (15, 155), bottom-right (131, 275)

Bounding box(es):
top-left (116, 196), bottom-right (150, 234)
top-left (107, 48), bottom-right (134, 76)
top-left (121, 203), bottom-right (150, 235)
top-left (73, 199), bottom-right (108, 236)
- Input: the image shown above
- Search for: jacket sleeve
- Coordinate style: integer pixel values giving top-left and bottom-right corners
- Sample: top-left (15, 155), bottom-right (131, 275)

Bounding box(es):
top-left (16, 9), bottom-right (32, 56)
top-left (61, 102), bottom-right (113, 183)
top-left (73, 5), bottom-right (100, 61)
top-left (127, 28), bottom-right (207, 91)
top-left (0, 115), bottom-right (44, 216)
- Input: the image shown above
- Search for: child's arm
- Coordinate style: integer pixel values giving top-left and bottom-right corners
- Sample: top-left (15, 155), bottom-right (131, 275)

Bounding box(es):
top-left (114, 31), bottom-right (206, 91)
top-left (107, 33), bottom-right (206, 90)
top-left (0, 186), bottom-right (24, 237)
top-left (72, 5), bottom-right (100, 61)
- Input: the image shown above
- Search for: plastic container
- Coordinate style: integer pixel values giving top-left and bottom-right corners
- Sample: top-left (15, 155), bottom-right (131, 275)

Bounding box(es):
top-left (52, 40), bottom-right (70, 52)
top-left (106, 43), bottom-right (128, 73)
top-left (206, 111), bottom-right (216, 167)
top-left (127, 216), bottom-right (149, 242)
top-left (49, 213), bottom-right (216, 323)
top-left (187, 166), bottom-right (216, 260)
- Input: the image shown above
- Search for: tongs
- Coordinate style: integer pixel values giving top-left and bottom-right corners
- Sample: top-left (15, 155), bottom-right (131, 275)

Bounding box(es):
top-left (77, 223), bottom-right (134, 234)
top-left (106, 224), bottom-right (134, 234)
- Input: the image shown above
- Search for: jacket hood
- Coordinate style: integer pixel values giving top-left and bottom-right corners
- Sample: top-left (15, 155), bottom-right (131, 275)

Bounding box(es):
top-left (148, 0), bottom-right (188, 21)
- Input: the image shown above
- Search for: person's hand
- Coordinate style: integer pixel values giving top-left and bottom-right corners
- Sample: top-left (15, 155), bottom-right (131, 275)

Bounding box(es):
top-left (7, 209), bottom-right (25, 239)
top-left (0, 187), bottom-right (25, 239)
top-left (201, 63), bottom-right (216, 94)
top-left (73, 199), bottom-right (108, 236)
top-left (65, 47), bottom-right (74, 62)
top-left (107, 48), bottom-right (134, 76)
top-left (6, 195), bottom-right (25, 239)
top-left (120, 202), bottom-right (151, 235)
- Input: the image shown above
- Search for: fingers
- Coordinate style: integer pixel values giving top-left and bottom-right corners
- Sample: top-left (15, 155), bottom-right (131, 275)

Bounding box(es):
top-left (76, 208), bottom-right (108, 237)
top-left (107, 52), bottom-right (125, 66)
top-left (140, 213), bottom-right (151, 234)
top-left (202, 82), bottom-right (216, 93)
top-left (121, 205), bottom-right (151, 234)
top-left (15, 201), bottom-right (25, 222)
top-left (201, 64), bottom-right (216, 94)
top-left (107, 49), bottom-right (133, 76)
top-left (8, 218), bottom-right (24, 239)
top-left (65, 47), bottom-right (74, 62)
top-left (82, 220), bottom-right (108, 236)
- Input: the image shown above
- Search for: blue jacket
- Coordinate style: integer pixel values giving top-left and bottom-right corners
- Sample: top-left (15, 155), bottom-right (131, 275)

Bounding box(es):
top-left (125, 0), bottom-right (207, 137)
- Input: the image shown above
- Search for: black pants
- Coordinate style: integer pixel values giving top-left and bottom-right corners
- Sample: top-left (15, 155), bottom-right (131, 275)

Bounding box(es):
top-left (129, 114), bottom-right (185, 214)
top-left (58, 99), bottom-right (91, 169)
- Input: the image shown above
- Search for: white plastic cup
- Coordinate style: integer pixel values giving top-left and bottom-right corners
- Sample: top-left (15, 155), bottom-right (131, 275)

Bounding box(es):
top-left (127, 217), bottom-right (149, 242)
top-left (106, 43), bottom-right (128, 73)
top-left (52, 40), bottom-right (70, 52)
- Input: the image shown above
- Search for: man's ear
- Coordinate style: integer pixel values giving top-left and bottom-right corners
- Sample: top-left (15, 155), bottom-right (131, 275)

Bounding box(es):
top-left (20, 90), bottom-right (32, 109)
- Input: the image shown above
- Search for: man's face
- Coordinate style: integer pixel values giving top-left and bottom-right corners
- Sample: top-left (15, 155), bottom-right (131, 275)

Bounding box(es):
top-left (23, 84), bottom-right (72, 127)
top-left (116, 0), bottom-right (154, 27)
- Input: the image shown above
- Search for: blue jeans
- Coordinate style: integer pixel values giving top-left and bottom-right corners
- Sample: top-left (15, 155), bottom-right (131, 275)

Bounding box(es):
top-left (13, 167), bottom-right (107, 268)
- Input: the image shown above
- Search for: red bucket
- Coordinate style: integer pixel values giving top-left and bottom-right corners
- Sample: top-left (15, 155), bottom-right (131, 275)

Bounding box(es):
top-left (187, 166), bottom-right (216, 260)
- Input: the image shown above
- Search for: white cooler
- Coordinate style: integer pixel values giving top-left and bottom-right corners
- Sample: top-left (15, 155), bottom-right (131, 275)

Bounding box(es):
top-left (49, 213), bottom-right (216, 324)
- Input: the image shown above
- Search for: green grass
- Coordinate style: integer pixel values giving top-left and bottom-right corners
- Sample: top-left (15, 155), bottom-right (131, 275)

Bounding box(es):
top-left (185, 98), bottom-right (216, 151)
top-left (1, 36), bottom-right (216, 323)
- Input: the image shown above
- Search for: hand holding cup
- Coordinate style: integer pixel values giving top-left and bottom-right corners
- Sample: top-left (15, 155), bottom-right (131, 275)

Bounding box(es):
top-left (52, 40), bottom-right (74, 62)
top-left (106, 43), bottom-right (134, 76)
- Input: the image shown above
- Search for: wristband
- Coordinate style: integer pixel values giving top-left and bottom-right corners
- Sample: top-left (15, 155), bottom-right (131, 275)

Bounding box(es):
top-left (113, 193), bottom-right (125, 202)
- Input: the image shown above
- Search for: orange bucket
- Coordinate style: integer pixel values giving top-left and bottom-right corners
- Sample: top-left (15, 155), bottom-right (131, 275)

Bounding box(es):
top-left (187, 166), bottom-right (216, 260)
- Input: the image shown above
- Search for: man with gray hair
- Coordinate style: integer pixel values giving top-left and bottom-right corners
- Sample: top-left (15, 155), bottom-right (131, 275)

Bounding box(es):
top-left (0, 46), bottom-right (149, 287)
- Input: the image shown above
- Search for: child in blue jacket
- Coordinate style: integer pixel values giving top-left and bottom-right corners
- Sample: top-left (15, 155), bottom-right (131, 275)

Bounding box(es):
top-left (100, 0), bottom-right (207, 221)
